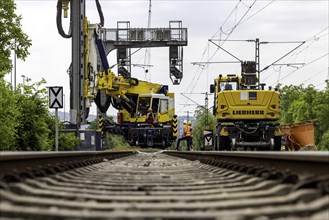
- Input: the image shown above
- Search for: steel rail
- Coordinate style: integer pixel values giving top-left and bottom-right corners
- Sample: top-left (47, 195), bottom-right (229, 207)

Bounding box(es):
top-left (164, 151), bottom-right (329, 177)
top-left (0, 151), bottom-right (328, 219)
top-left (0, 151), bottom-right (135, 179)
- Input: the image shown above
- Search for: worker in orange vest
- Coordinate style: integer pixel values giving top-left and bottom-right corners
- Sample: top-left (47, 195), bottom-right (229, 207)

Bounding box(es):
top-left (186, 121), bottom-right (193, 151)
top-left (177, 120), bottom-right (193, 151)
top-left (176, 120), bottom-right (187, 151)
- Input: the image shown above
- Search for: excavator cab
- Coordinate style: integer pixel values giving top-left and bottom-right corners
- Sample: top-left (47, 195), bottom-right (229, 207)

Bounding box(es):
top-left (210, 74), bottom-right (240, 93)
top-left (137, 96), bottom-right (152, 117)
top-left (219, 80), bottom-right (238, 91)
top-left (126, 93), bottom-right (174, 147)
top-left (135, 94), bottom-right (171, 123)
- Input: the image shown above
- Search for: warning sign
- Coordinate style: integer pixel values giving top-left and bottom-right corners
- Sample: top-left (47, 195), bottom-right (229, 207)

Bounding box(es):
top-left (49, 87), bottom-right (63, 109)
top-left (203, 130), bottom-right (213, 147)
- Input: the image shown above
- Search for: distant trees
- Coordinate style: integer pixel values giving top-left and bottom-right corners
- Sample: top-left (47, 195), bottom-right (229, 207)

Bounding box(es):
top-left (192, 106), bottom-right (217, 151)
top-left (277, 82), bottom-right (329, 150)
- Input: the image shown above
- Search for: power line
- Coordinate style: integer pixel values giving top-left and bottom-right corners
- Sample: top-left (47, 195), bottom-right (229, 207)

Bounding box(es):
top-left (181, 0), bottom-right (263, 113)
top-left (183, 0), bottom-right (277, 101)
top-left (238, 0), bottom-right (275, 25)
top-left (211, 1), bottom-right (242, 39)
top-left (143, 0), bottom-right (152, 81)
top-left (301, 67), bottom-right (328, 84)
top-left (186, 0), bottom-right (276, 98)
top-left (188, 0), bottom-right (257, 88)
top-left (315, 81), bottom-right (328, 88)
top-left (260, 41), bottom-right (305, 72)
top-left (271, 53), bottom-right (329, 86)
top-left (182, 0), bottom-right (242, 96)
top-left (262, 27), bottom-right (328, 82)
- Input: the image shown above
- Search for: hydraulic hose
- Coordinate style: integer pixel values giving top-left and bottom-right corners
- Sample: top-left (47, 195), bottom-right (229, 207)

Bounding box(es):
top-left (95, 0), bottom-right (104, 27)
top-left (56, 0), bottom-right (72, 38)
top-left (111, 97), bottom-right (122, 110)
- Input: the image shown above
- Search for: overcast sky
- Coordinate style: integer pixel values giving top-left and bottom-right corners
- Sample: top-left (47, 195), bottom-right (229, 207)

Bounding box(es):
top-left (8, 0), bottom-right (329, 118)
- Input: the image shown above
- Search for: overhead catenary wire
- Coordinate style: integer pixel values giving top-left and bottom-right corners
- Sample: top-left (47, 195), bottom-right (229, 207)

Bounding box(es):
top-left (301, 67), bottom-right (328, 84)
top-left (182, 0), bottom-right (272, 100)
top-left (182, 0), bottom-right (243, 98)
top-left (143, 0), bottom-right (152, 81)
top-left (260, 41), bottom-right (306, 72)
top-left (314, 81), bottom-right (328, 88)
top-left (184, 0), bottom-right (247, 93)
top-left (261, 27), bottom-right (328, 85)
top-left (184, 0), bottom-right (257, 93)
top-left (262, 28), bottom-right (328, 77)
top-left (271, 53), bottom-right (329, 87)
top-left (180, 0), bottom-right (263, 112)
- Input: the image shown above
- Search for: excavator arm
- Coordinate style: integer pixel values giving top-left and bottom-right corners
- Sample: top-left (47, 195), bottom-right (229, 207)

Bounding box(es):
top-left (93, 27), bottom-right (139, 113)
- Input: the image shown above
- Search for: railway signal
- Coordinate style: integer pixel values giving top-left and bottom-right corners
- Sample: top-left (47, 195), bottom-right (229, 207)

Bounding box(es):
top-left (49, 86), bottom-right (63, 151)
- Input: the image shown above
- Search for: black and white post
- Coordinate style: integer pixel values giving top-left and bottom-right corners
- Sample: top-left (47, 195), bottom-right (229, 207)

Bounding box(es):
top-left (49, 87), bottom-right (63, 151)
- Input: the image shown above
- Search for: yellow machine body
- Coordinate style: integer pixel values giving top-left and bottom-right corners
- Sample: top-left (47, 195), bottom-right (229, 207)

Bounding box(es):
top-left (214, 75), bottom-right (280, 121)
top-left (210, 73), bottom-right (282, 151)
top-left (118, 81), bottom-right (175, 124)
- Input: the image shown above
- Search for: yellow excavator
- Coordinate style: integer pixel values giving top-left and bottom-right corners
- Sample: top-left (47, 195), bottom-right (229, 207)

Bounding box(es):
top-left (87, 23), bottom-right (178, 147)
top-left (57, 0), bottom-right (186, 147)
top-left (210, 61), bottom-right (282, 151)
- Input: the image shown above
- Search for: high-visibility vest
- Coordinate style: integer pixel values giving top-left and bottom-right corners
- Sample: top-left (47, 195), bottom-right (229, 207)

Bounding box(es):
top-left (184, 125), bottom-right (192, 137)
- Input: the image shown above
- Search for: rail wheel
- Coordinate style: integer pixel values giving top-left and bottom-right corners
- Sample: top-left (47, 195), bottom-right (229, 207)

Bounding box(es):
top-left (129, 139), bottom-right (136, 147)
top-left (219, 136), bottom-right (231, 151)
top-left (273, 136), bottom-right (281, 151)
top-left (214, 135), bottom-right (219, 151)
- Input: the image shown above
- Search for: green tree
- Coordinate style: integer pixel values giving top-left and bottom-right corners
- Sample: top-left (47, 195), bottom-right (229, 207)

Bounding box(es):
top-left (16, 79), bottom-right (52, 150)
top-left (278, 82), bottom-right (329, 150)
top-left (0, 78), bottom-right (20, 150)
top-left (312, 83), bottom-right (329, 148)
top-left (45, 115), bottom-right (80, 151)
top-left (278, 84), bottom-right (304, 123)
top-left (1, 78), bottom-right (80, 151)
top-left (0, 0), bottom-right (32, 77)
top-left (318, 130), bottom-right (329, 151)
top-left (192, 106), bottom-right (217, 151)
top-left (58, 132), bottom-right (80, 151)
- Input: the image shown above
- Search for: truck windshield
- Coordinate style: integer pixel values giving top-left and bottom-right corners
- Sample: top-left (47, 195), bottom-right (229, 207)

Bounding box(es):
top-left (137, 97), bottom-right (151, 116)
top-left (219, 81), bottom-right (237, 91)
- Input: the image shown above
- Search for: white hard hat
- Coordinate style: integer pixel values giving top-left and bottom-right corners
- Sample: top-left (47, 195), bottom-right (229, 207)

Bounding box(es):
top-left (183, 120), bottom-right (187, 124)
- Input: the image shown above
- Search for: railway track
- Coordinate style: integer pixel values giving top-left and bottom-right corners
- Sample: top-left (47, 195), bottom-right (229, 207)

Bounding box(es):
top-left (0, 151), bottom-right (328, 219)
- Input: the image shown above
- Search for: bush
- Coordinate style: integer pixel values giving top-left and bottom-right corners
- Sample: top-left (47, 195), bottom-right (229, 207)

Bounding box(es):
top-left (59, 133), bottom-right (80, 151)
top-left (318, 130), bottom-right (329, 151)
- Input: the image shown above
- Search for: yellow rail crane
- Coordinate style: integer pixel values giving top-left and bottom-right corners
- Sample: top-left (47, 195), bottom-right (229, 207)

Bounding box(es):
top-left (210, 61), bottom-right (282, 151)
top-left (85, 22), bottom-right (182, 147)
top-left (102, 80), bottom-right (177, 147)
top-left (57, 0), bottom-right (186, 147)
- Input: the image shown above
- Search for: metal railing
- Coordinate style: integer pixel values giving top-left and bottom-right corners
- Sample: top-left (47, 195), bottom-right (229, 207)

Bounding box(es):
top-left (102, 27), bottom-right (187, 42)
